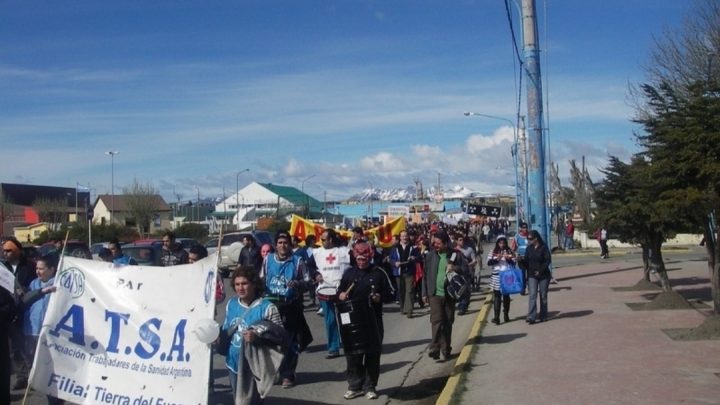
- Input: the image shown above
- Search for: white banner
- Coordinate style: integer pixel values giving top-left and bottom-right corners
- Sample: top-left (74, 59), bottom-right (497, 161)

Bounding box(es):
top-left (29, 254), bottom-right (220, 405)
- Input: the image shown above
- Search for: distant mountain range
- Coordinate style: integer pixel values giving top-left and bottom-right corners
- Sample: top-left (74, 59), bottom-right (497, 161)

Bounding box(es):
top-left (348, 185), bottom-right (490, 202)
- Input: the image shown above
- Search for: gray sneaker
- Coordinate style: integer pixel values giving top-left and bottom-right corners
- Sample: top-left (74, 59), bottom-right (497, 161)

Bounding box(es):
top-left (365, 389), bottom-right (378, 400)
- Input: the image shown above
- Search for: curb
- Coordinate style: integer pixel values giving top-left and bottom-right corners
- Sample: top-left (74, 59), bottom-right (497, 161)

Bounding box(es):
top-left (435, 289), bottom-right (493, 405)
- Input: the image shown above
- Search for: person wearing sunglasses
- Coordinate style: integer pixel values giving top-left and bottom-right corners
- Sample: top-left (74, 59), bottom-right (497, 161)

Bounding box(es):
top-left (1, 237), bottom-right (36, 391)
top-left (524, 230), bottom-right (552, 324)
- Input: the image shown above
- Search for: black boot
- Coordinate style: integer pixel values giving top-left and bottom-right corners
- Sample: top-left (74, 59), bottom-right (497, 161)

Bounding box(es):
top-left (504, 312), bottom-right (510, 323)
top-left (492, 318), bottom-right (500, 324)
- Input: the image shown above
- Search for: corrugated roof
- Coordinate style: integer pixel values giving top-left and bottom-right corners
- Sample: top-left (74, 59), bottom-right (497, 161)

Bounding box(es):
top-left (257, 183), bottom-right (324, 211)
top-left (96, 194), bottom-right (171, 212)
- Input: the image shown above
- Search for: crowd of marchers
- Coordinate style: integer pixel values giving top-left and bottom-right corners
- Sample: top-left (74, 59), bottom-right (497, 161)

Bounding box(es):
top-left (0, 219), bottom-right (554, 405)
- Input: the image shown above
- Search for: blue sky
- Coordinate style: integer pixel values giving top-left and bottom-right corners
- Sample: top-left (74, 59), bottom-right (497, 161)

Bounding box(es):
top-left (0, 0), bottom-right (691, 202)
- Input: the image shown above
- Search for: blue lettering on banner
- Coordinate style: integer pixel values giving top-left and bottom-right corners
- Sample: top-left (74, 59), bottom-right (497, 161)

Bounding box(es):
top-left (48, 304), bottom-right (189, 362)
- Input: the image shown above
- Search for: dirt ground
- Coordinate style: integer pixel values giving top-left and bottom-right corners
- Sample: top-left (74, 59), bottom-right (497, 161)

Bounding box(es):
top-left (619, 277), bottom-right (720, 340)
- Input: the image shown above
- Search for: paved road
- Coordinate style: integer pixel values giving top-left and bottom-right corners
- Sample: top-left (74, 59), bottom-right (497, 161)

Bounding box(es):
top-left (11, 263), bottom-right (490, 405)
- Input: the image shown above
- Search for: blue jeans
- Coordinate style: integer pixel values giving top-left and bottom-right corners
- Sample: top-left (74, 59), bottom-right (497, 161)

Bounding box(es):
top-left (321, 300), bottom-right (341, 353)
top-left (564, 235), bottom-right (574, 249)
top-left (527, 277), bottom-right (549, 321)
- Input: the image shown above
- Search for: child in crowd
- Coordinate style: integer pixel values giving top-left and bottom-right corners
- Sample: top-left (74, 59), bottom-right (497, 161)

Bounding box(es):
top-left (487, 236), bottom-right (515, 324)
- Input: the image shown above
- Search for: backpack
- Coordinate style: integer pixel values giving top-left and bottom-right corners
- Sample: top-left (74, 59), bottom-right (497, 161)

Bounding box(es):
top-left (445, 269), bottom-right (468, 300)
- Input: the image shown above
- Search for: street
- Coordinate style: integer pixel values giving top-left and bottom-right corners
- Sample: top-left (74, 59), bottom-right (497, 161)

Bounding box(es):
top-left (13, 243), bottom-right (697, 404)
top-left (11, 265), bottom-right (489, 405)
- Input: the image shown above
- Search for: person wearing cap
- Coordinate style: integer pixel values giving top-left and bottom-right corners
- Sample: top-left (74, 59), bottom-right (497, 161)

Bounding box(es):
top-left (337, 241), bottom-right (394, 400)
top-left (421, 231), bottom-right (456, 362)
top-left (1, 237), bottom-right (36, 391)
top-left (259, 231), bottom-right (313, 388)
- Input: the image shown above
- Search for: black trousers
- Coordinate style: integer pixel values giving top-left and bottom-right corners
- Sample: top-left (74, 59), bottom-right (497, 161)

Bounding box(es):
top-left (346, 351), bottom-right (381, 391)
top-left (492, 291), bottom-right (510, 320)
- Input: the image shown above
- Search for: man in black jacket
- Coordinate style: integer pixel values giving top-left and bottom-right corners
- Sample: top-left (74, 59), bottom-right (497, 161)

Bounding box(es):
top-left (0, 276), bottom-right (16, 404)
top-left (2, 237), bottom-right (37, 390)
top-left (238, 234), bottom-right (262, 272)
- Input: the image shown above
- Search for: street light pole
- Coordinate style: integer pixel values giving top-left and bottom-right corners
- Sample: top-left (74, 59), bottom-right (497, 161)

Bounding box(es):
top-left (301, 174), bottom-right (315, 217)
top-left (236, 169), bottom-right (250, 209)
top-left (105, 151), bottom-right (119, 224)
top-left (464, 112), bottom-right (525, 232)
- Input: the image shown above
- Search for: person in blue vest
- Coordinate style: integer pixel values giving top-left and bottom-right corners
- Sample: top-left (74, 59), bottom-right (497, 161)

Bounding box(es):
top-left (259, 231), bottom-right (313, 388)
top-left (108, 239), bottom-right (137, 265)
top-left (511, 222), bottom-right (530, 295)
top-left (222, 265), bottom-right (283, 402)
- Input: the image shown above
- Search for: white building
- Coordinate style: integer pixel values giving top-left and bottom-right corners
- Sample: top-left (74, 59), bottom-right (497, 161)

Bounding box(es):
top-left (213, 182), bottom-right (324, 229)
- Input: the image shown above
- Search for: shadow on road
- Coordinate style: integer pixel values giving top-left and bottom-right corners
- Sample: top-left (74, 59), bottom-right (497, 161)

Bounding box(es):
top-left (386, 374), bottom-right (447, 403)
top-left (472, 333), bottom-right (527, 345)
top-left (552, 309), bottom-right (594, 319)
top-left (557, 265), bottom-right (644, 282)
top-left (383, 338), bottom-right (431, 354)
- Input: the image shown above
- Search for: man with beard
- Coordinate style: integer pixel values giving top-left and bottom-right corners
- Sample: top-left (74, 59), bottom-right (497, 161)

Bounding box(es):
top-left (421, 231), bottom-right (456, 362)
top-left (2, 237), bottom-right (36, 391)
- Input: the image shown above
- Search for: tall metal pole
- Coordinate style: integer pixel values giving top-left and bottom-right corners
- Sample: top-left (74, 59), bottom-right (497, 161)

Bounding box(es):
top-left (522, 0), bottom-right (549, 244)
top-left (106, 151), bottom-right (119, 224)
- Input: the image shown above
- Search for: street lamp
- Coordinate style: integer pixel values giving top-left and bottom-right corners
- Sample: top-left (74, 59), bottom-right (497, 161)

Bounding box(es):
top-left (105, 151), bottom-right (119, 223)
top-left (464, 112), bottom-right (525, 232)
top-left (301, 174), bottom-right (315, 193)
top-left (301, 175), bottom-right (315, 216)
top-left (236, 169), bottom-right (250, 210)
top-left (367, 181), bottom-right (373, 228)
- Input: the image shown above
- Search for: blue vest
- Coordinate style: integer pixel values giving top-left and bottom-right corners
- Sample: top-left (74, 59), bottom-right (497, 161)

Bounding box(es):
top-left (223, 297), bottom-right (274, 373)
top-left (265, 254), bottom-right (302, 300)
top-left (516, 234), bottom-right (529, 256)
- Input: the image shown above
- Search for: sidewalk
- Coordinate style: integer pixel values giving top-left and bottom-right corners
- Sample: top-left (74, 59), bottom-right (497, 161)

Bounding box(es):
top-left (451, 254), bottom-right (720, 404)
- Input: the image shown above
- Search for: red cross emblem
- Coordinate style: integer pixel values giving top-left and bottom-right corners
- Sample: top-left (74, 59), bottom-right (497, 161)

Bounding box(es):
top-left (326, 253), bottom-right (336, 264)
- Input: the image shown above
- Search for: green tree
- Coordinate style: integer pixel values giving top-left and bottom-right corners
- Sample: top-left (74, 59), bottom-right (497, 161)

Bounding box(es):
top-left (625, 0), bottom-right (720, 316)
top-left (594, 156), bottom-right (676, 290)
top-left (633, 81), bottom-right (720, 310)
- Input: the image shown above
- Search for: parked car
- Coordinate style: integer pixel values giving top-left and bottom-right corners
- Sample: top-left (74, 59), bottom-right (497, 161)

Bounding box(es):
top-left (90, 241), bottom-right (127, 260)
top-left (176, 238), bottom-right (201, 252)
top-left (38, 240), bottom-right (92, 259)
top-left (21, 244), bottom-right (39, 261)
top-left (205, 238), bottom-right (219, 256)
top-left (122, 240), bottom-right (163, 266)
top-left (216, 231), bottom-right (274, 276)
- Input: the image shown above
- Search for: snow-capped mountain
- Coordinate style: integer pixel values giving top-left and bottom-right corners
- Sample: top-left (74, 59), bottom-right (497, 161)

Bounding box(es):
top-left (348, 185), bottom-right (484, 201)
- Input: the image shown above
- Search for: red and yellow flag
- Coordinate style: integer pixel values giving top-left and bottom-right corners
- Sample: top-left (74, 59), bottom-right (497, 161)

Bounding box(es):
top-left (289, 214), bottom-right (406, 248)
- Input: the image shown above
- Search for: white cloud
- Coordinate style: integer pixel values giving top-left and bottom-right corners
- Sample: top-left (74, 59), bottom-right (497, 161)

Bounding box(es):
top-left (466, 126), bottom-right (514, 155)
top-left (359, 152), bottom-right (407, 172)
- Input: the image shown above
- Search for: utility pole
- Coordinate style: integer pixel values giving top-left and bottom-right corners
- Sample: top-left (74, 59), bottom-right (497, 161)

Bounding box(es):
top-left (522, 0), bottom-right (549, 244)
top-left (106, 151), bottom-right (119, 224)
